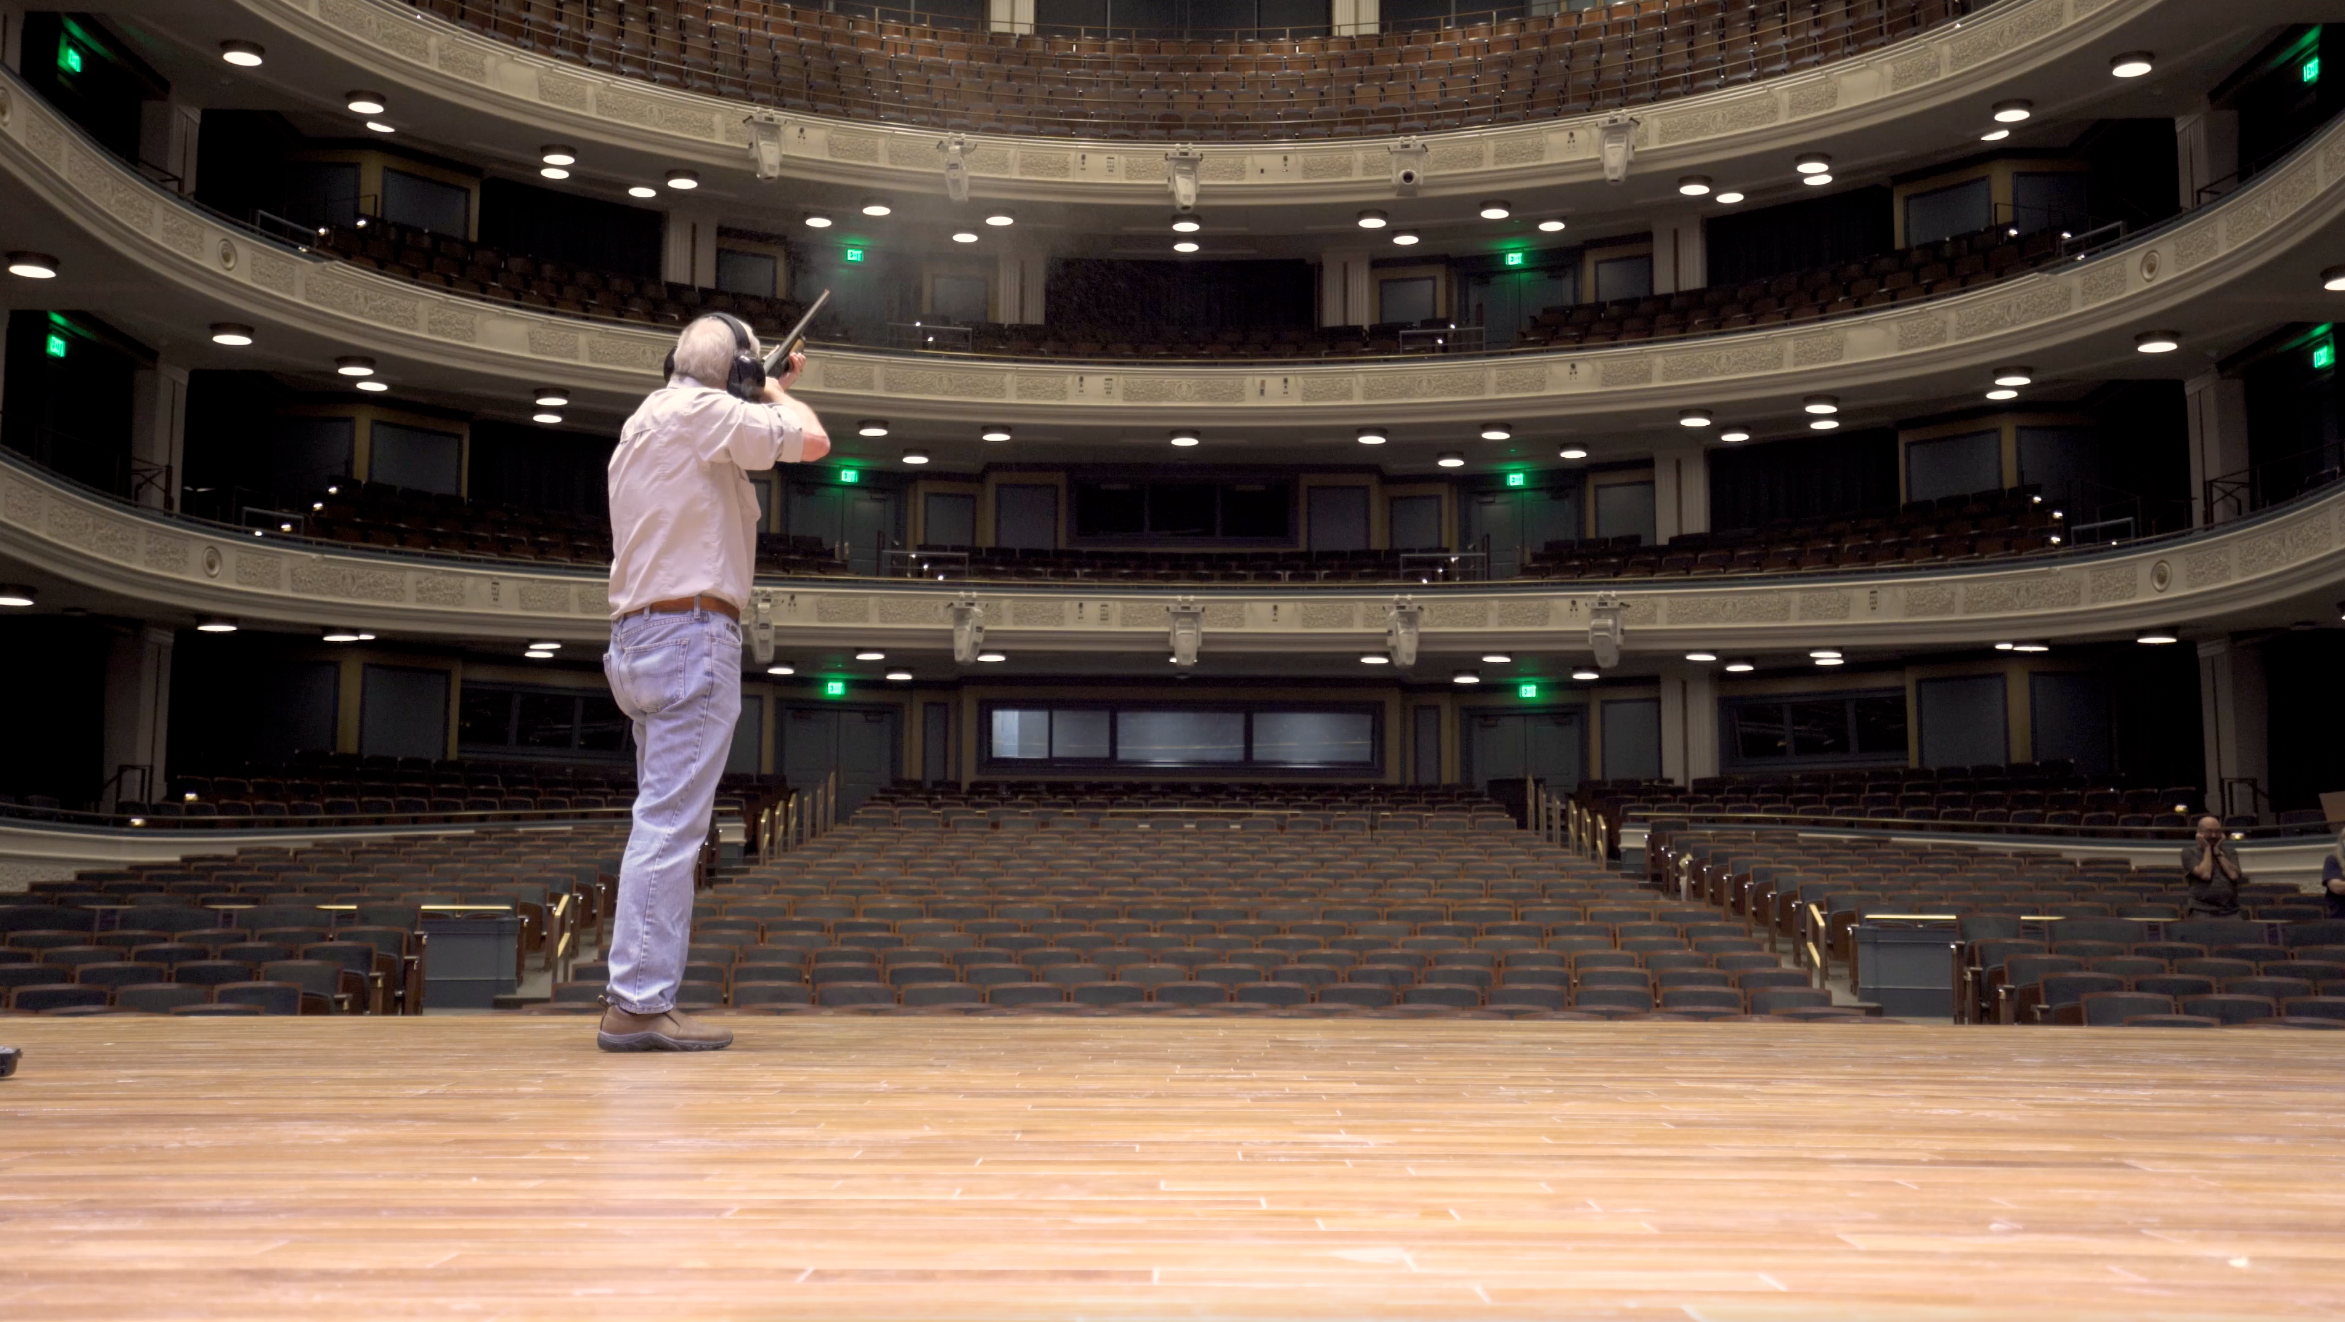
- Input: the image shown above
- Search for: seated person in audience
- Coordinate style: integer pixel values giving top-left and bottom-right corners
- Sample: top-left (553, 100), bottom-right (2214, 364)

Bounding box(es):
top-left (2325, 827), bottom-right (2345, 920)
top-left (598, 313), bottom-right (829, 1053)
top-left (2182, 815), bottom-right (2246, 917)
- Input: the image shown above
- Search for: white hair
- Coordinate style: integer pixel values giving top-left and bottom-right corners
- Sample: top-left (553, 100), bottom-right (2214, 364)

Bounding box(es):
top-left (670, 315), bottom-right (758, 386)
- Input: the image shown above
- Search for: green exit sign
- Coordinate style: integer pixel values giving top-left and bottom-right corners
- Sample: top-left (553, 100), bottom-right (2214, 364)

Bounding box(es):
top-left (1518, 682), bottom-right (1539, 699)
top-left (2304, 54), bottom-right (2321, 84)
top-left (1506, 472), bottom-right (1526, 488)
top-left (838, 468), bottom-right (860, 484)
top-left (1504, 251), bottom-right (1525, 267)
top-left (57, 38), bottom-right (82, 74)
top-left (843, 246), bottom-right (866, 263)
top-left (823, 679), bottom-right (847, 697)
top-left (2316, 340), bottom-right (2337, 371)
top-left (44, 332), bottom-right (67, 359)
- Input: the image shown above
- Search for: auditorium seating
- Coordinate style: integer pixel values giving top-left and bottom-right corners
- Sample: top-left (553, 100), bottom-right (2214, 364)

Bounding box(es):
top-left (1651, 824), bottom-right (2345, 1027)
top-left (1574, 759), bottom-right (2233, 856)
top-left (528, 780), bottom-right (1882, 1019)
top-left (408, 0), bottom-right (1975, 140)
top-left (1527, 484), bottom-right (2064, 579)
top-left (312, 221), bottom-right (809, 337)
top-left (0, 826), bottom-right (633, 1015)
top-left (288, 479), bottom-right (845, 576)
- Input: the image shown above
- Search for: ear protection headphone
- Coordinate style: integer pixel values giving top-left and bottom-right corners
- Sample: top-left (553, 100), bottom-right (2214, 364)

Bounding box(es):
top-left (661, 312), bottom-right (766, 402)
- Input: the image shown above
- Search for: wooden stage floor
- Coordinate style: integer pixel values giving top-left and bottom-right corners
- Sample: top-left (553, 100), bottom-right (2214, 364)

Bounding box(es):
top-left (2, 1019), bottom-right (2342, 1320)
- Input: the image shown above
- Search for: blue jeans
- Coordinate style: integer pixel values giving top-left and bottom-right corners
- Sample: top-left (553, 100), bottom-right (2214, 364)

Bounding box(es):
top-left (602, 606), bottom-right (741, 1014)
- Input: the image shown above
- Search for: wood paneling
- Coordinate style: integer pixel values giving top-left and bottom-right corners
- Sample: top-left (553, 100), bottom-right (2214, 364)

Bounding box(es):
top-left (1, 1018), bottom-right (2341, 1318)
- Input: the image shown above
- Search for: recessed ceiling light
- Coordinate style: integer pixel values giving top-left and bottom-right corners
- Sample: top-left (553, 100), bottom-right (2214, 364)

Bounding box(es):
top-left (539, 166), bottom-right (570, 181)
top-left (219, 40), bottom-right (265, 66)
top-left (346, 91), bottom-right (387, 115)
top-left (355, 379), bottom-right (389, 392)
top-left (1482, 653), bottom-right (1513, 664)
top-left (1537, 218), bottom-right (1567, 232)
top-left (540, 145), bottom-right (577, 166)
top-left (1571, 667), bottom-right (1600, 681)
top-left (1173, 240), bottom-right (1200, 253)
top-left (1809, 417), bottom-right (1839, 430)
top-left (1356, 209), bottom-right (1388, 229)
top-left (336, 356), bottom-right (377, 377)
top-left (534, 388), bottom-right (569, 407)
top-left (858, 419), bottom-right (890, 437)
top-left (525, 649), bottom-right (555, 660)
top-left (1451, 670), bottom-right (1481, 685)
top-left (1714, 191), bottom-right (1745, 205)
top-left (364, 120), bottom-right (396, 134)
top-left (861, 198), bottom-right (891, 216)
top-left (322, 628), bottom-right (366, 643)
top-left (952, 231), bottom-right (979, 243)
top-left (195, 616), bottom-right (238, 633)
top-left (1992, 99), bottom-right (2033, 123)
top-left (767, 663), bottom-right (796, 675)
top-left (2136, 627), bottom-right (2179, 645)
top-left (0, 584), bottom-right (37, 607)
top-left (1795, 152), bottom-right (1832, 174)
top-left (1993, 366), bottom-right (2034, 387)
top-left (901, 449), bottom-right (930, 465)
top-left (1360, 653), bottom-right (1391, 665)
top-left (1679, 408), bottom-right (1712, 428)
top-left (209, 323), bottom-right (255, 346)
top-left (1985, 388), bottom-right (2019, 401)
top-left (1810, 649), bottom-right (1842, 659)
top-left (2324, 265), bottom-right (2345, 292)
top-left (533, 411), bottom-right (562, 425)
top-left (1356, 427), bottom-right (1388, 445)
top-left (1724, 659), bottom-right (1755, 673)
top-left (530, 641), bottom-right (562, 652)
top-left (628, 186), bottom-right (658, 199)
top-left (2110, 52), bottom-right (2154, 78)
top-left (665, 170), bottom-right (699, 190)
top-left (1478, 199), bottom-right (1512, 219)
top-left (1171, 216), bottom-right (1201, 233)
top-left (1804, 395), bottom-right (1839, 414)
top-left (1170, 429), bottom-right (1200, 447)
top-left (885, 668), bottom-right (914, 681)
top-left (1801, 173), bottom-right (1833, 187)
top-left (1436, 452), bottom-right (1465, 468)
top-left (1559, 446), bottom-right (1588, 460)
top-left (1814, 655), bottom-right (1845, 666)
top-left (980, 425), bottom-right (1012, 442)
top-left (976, 650), bottom-right (1006, 663)
top-left (1677, 175), bottom-right (1713, 196)
top-left (1719, 427), bottom-right (1751, 443)
top-left (2135, 330), bottom-right (2181, 353)
top-left (855, 650), bottom-right (886, 661)
top-left (1480, 423), bottom-right (1512, 441)
top-left (1390, 232), bottom-right (1420, 246)
top-left (803, 213), bottom-right (833, 227)
top-left (2011, 640), bottom-right (2051, 653)
top-left (5, 252), bottom-right (58, 279)
top-left (1980, 128), bottom-right (2012, 142)
top-left (984, 212), bottom-right (1015, 227)
top-left (1686, 651), bottom-right (1718, 663)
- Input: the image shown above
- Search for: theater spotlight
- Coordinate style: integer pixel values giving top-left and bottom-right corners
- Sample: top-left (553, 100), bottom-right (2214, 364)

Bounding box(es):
top-left (1169, 600), bottom-right (1205, 668)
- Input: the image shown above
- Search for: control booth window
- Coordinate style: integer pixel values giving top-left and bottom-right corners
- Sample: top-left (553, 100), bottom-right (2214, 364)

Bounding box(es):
top-left (985, 704), bottom-right (1377, 772)
top-left (460, 683), bottom-right (633, 761)
top-left (1724, 689), bottom-right (1908, 768)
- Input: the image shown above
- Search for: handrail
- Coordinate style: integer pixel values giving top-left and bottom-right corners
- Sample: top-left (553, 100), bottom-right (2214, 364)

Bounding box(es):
top-left (1628, 809), bottom-right (2338, 846)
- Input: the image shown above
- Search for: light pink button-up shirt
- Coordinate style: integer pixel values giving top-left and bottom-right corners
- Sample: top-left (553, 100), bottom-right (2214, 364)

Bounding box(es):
top-left (606, 377), bottom-right (820, 618)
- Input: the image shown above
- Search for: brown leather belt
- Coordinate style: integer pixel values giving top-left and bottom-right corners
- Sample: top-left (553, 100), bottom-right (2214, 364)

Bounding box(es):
top-left (618, 594), bottom-right (739, 622)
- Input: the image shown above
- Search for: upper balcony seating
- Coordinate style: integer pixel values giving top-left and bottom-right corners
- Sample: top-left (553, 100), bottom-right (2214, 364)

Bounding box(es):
top-left (1525, 484), bottom-right (2063, 579)
top-left (322, 211), bottom-right (2066, 364)
top-left (409, 0), bottom-right (1976, 141)
top-left (312, 221), bottom-right (809, 337)
top-left (294, 479), bottom-right (845, 575)
top-left (897, 546), bottom-right (1473, 582)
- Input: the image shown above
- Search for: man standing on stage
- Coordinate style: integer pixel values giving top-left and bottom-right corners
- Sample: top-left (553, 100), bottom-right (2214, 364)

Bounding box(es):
top-left (597, 313), bottom-right (829, 1052)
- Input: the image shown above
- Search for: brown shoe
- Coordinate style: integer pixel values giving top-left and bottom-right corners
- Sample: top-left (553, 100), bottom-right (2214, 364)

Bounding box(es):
top-left (596, 1005), bottom-right (734, 1053)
